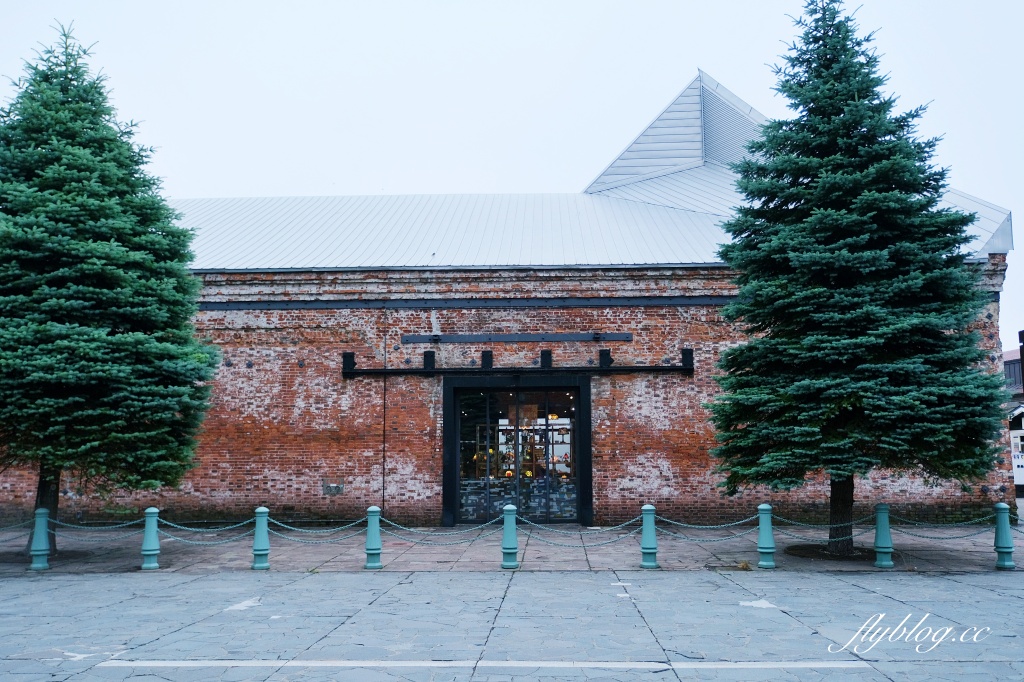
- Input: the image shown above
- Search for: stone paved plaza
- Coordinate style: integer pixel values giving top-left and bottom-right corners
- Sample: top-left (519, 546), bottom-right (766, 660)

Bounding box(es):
top-left (1, 520), bottom-right (1022, 681)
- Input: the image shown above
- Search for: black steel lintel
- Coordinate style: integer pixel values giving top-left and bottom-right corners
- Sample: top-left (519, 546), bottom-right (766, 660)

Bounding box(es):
top-left (341, 365), bottom-right (693, 378)
top-left (400, 332), bottom-right (633, 344)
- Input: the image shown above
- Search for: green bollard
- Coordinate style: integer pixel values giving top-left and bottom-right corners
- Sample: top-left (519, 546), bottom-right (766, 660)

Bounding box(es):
top-left (994, 502), bottom-right (1015, 570)
top-left (140, 507), bottom-right (161, 570)
top-left (501, 504), bottom-right (519, 569)
top-left (873, 503), bottom-right (894, 569)
top-left (365, 506), bottom-right (383, 570)
top-left (252, 507), bottom-right (270, 570)
top-left (757, 503), bottom-right (775, 569)
top-left (640, 504), bottom-right (658, 569)
top-left (29, 508), bottom-right (50, 571)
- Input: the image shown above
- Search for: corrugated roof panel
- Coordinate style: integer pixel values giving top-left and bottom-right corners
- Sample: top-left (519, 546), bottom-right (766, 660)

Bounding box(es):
top-left (591, 164), bottom-right (1010, 258)
top-left (176, 193), bottom-right (729, 270)
top-left (701, 88), bottom-right (762, 166)
top-left (584, 71), bottom-right (766, 194)
top-left (584, 76), bottom-right (704, 192)
top-left (592, 162), bottom-right (744, 216)
top-left (941, 189), bottom-right (1013, 257)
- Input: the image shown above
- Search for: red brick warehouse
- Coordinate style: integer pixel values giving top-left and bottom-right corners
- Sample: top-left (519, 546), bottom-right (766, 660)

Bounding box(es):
top-left (1, 73), bottom-right (1013, 524)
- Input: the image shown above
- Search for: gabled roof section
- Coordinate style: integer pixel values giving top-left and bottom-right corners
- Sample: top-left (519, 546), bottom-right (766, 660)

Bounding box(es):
top-left (175, 71), bottom-right (1011, 272)
top-left (942, 188), bottom-right (1014, 259)
top-left (584, 70), bottom-right (766, 194)
top-left (585, 71), bottom-right (1011, 259)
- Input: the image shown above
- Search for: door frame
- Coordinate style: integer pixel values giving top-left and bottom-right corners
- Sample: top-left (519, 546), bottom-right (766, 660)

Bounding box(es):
top-left (442, 375), bottom-right (593, 526)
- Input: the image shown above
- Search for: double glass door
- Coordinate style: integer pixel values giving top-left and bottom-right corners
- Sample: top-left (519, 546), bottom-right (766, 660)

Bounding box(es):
top-left (457, 390), bottom-right (577, 522)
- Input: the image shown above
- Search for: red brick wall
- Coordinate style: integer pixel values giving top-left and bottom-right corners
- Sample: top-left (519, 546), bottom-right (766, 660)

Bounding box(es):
top-left (0, 259), bottom-right (1014, 524)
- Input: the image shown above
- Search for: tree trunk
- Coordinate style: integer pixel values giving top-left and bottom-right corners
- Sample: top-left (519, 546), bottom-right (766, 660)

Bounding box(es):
top-left (828, 475), bottom-right (854, 556)
top-left (26, 462), bottom-right (60, 555)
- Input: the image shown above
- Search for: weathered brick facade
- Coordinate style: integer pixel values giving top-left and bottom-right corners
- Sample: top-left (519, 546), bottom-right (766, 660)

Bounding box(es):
top-left (0, 257), bottom-right (1013, 524)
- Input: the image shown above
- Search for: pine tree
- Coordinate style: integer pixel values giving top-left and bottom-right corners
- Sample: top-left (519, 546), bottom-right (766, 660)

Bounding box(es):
top-left (709, 0), bottom-right (1006, 555)
top-left (0, 27), bottom-right (217, 549)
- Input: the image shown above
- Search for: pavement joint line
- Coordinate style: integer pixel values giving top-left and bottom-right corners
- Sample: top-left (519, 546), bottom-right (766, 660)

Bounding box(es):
top-left (473, 570), bottom-right (516, 674)
top-left (94, 659), bottom-right (874, 669)
top-left (613, 568), bottom-right (685, 682)
top-left (715, 569), bottom-right (854, 666)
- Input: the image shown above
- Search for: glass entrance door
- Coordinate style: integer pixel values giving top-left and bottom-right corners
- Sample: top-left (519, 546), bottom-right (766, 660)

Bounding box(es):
top-left (457, 390), bottom-right (578, 522)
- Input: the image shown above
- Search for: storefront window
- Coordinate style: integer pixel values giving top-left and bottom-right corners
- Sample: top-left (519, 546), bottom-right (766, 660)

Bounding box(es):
top-left (457, 390), bottom-right (577, 522)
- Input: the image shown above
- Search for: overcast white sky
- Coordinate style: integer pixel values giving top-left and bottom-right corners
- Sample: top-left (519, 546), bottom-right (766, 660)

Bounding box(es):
top-left (2, 1), bottom-right (1021, 350)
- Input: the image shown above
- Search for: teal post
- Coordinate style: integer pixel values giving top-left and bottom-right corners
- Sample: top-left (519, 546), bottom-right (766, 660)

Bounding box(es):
top-left (757, 503), bottom-right (775, 569)
top-left (365, 506), bottom-right (382, 569)
top-left (140, 507), bottom-right (161, 570)
top-left (252, 507), bottom-right (270, 570)
top-left (994, 502), bottom-right (1015, 570)
top-left (640, 504), bottom-right (658, 569)
top-left (29, 508), bottom-right (50, 571)
top-left (501, 504), bottom-right (519, 569)
top-left (873, 503), bottom-right (894, 569)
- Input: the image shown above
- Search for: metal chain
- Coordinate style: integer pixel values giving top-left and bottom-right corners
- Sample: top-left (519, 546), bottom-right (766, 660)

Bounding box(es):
top-left (381, 526), bottom-right (501, 546)
top-left (0, 520), bottom-right (32, 531)
top-left (267, 528), bottom-right (366, 544)
top-left (1010, 526), bottom-right (1024, 535)
top-left (775, 527), bottom-right (874, 543)
top-left (49, 517), bottom-right (145, 529)
top-left (889, 514), bottom-right (996, 527)
top-left (891, 527), bottom-right (993, 540)
top-left (269, 517), bottom-right (366, 533)
top-left (157, 529), bottom-right (254, 545)
top-left (516, 515), bottom-right (641, 535)
top-left (656, 527), bottom-right (758, 542)
top-left (771, 515), bottom-right (875, 528)
top-left (49, 529), bottom-right (145, 542)
top-left (520, 527), bottom-right (641, 548)
top-left (381, 516), bottom-right (502, 535)
top-left (655, 514), bottom-right (758, 529)
top-left (159, 518), bottom-right (254, 532)
top-left (0, 531), bottom-right (32, 542)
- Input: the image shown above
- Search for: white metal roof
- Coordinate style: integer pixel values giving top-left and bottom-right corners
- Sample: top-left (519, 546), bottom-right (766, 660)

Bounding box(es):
top-left (179, 193), bottom-right (727, 271)
top-left (584, 71), bottom-right (765, 193)
top-left (176, 71), bottom-right (1011, 271)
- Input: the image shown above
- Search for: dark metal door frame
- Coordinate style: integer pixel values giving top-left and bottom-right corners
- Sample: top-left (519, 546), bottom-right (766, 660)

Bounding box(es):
top-left (442, 375), bottom-right (592, 526)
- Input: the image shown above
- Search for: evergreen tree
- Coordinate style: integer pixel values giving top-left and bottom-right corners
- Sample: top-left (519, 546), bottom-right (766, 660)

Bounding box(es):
top-left (0, 28), bottom-right (217, 548)
top-left (709, 0), bottom-right (1006, 555)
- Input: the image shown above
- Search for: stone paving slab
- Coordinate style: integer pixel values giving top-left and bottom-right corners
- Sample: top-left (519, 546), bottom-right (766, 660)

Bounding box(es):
top-left (1, 517), bottom-right (1022, 679)
top-left (0, 568), bottom-right (1022, 681)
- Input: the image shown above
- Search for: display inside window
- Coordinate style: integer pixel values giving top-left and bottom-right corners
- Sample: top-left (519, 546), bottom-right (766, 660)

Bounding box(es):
top-left (458, 390), bottom-right (577, 522)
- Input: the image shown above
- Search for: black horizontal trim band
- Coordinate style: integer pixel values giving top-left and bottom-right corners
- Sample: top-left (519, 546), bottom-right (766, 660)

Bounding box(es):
top-left (342, 366), bottom-right (693, 378)
top-left (401, 332), bottom-right (634, 344)
top-left (198, 295), bottom-right (734, 311)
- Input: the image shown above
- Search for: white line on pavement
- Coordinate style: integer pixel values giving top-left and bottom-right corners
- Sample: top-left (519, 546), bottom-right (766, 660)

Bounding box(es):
top-left (97, 659), bottom-right (872, 670)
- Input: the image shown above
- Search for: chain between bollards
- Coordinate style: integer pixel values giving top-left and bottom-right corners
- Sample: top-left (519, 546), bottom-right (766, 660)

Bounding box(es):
top-left (757, 503), bottom-right (775, 569)
top-left (501, 504), bottom-right (519, 569)
top-left (29, 508), bottom-right (50, 571)
top-left (994, 502), bottom-right (1015, 570)
top-left (873, 503), bottom-right (894, 569)
top-left (640, 504), bottom-right (658, 569)
top-left (252, 507), bottom-right (270, 570)
top-left (365, 506), bottom-right (382, 569)
top-left (141, 507), bottom-right (161, 570)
